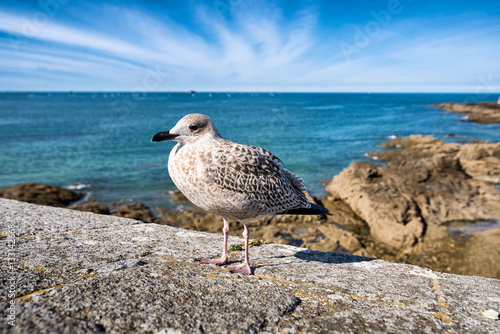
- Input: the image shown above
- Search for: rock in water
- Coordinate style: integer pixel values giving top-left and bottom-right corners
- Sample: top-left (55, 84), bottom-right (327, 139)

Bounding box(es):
top-left (0, 182), bottom-right (84, 207)
top-left (70, 202), bottom-right (110, 215)
top-left (431, 101), bottom-right (500, 124)
top-left (326, 155), bottom-right (500, 250)
top-left (110, 202), bottom-right (160, 224)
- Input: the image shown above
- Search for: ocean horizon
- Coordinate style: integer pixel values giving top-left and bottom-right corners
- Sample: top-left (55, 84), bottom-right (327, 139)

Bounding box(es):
top-left (1, 92), bottom-right (499, 209)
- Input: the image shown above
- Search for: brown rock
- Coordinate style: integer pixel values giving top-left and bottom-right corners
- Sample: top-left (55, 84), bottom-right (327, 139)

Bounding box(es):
top-left (371, 223), bottom-right (500, 279)
top-left (431, 101), bottom-right (500, 124)
top-left (379, 134), bottom-right (444, 149)
top-left (326, 161), bottom-right (424, 250)
top-left (0, 182), bottom-right (84, 207)
top-left (70, 202), bottom-right (110, 215)
top-left (326, 153), bottom-right (499, 250)
top-left (462, 227), bottom-right (500, 279)
top-left (367, 135), bottom-right (459, 161)
top-left (316, 224), bottom-right (362, 251)
top-left (368, 135), bottom-right (500, 185)
top-left (159, 207), bottom-right (225, 234)
top-left (320, 197), bottom-right (367, 227)
top-left (170, 190), bottom-right (193, 205)
top-left (457, 143), bottom-right (500, 183)
top-left (110, 202), bottom-right (160, 224)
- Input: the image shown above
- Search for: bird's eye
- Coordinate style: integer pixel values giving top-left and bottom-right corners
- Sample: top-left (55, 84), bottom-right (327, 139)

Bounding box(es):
top-left (189, 125), bottom-right (199, 131)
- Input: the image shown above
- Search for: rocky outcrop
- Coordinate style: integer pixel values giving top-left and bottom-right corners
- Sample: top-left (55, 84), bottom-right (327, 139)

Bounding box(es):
top-left (0, 182), bottom-right (84, 207)
top-left (367, 134), bottom-right (500, 184)
top-left (327, 135), bottom-right (500, 250)
top-left (70, 202), bottom-right (110, 215)
top-left (0, 183), bottom-right (161, 224)
top-left (457, 143), bottom-right (500, 183)
top-left (431, 101), bottom-right (500, 124)
top-left (327, 161), bottom-right (423, 249)
top-left (110, 201), bottom-right (161, 224)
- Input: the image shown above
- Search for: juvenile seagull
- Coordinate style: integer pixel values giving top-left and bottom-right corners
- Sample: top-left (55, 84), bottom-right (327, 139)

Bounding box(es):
top-left (152, 113), bottom-right (328, 275)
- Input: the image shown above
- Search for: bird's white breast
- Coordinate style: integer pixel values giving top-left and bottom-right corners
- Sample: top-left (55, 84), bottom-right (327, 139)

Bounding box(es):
top-left (168, 142), bottom-right (208, 196)
top-left (167, 141), bottom-right (261, 220)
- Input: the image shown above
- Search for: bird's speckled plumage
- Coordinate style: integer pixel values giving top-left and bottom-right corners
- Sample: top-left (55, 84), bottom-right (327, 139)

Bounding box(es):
top-left (166, 114), bottom-right (311, 221)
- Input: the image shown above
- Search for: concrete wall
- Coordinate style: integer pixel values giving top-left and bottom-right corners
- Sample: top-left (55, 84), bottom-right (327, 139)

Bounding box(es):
top-left (1, 199), bottom-right (499, 333)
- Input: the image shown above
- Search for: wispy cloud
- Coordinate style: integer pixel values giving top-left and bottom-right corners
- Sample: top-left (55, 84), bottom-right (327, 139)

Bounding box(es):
top-left (0, 1), bottom-right (499, 92)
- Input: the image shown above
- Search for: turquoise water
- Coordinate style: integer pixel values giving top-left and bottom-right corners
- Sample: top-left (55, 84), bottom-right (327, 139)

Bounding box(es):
top-left (1, 92), bottom-right (499, 208)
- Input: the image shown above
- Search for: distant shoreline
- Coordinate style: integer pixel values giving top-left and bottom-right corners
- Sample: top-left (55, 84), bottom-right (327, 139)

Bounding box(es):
top-left (431, 101), bottom-right (500, 124)
top-left (2, 91), bottom-right (500, 95)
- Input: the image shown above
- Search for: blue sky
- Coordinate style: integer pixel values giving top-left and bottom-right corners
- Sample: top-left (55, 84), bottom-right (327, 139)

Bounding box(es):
top-left (1, 0), bottom-right (499, 92)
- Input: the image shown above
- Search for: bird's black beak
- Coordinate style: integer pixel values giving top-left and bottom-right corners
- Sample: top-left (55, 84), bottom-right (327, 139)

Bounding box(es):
top-left (151, 131), bottom-right (179, 142)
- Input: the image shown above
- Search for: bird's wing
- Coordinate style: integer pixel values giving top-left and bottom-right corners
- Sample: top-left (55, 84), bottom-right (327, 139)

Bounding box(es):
top-left (206, 140), bottom-right (310, 212)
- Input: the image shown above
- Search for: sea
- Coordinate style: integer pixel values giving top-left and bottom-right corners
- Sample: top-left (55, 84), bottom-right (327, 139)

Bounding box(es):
top-left (1, 92), bottom-right (499, 209)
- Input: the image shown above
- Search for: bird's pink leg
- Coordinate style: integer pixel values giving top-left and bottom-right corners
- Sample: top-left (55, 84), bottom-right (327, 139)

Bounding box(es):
top-left (200, 218), bottom-right (229, 265)
top-left (227, 223), bottom-right (252, 275)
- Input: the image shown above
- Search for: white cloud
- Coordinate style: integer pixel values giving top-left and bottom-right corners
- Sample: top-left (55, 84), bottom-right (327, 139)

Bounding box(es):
top-left (0, 12), bottom-right (155, 61)
top-left (0, 3), bottom-right (499, 92)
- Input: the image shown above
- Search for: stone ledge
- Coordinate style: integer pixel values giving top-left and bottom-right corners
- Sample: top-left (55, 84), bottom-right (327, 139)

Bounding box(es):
top-left (1, 199), bottom-right (499, 333)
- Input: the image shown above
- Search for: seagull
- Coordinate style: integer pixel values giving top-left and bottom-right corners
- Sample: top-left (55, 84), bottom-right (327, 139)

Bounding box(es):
top-left (152, 113), bottom-right (328, 275)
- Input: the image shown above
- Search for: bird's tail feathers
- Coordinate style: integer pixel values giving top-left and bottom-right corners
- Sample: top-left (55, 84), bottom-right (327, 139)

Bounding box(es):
top-left (279, 203), bottom-right (330, 216)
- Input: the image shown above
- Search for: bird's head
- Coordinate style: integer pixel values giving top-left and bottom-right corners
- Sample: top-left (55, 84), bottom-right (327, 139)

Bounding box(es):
top-left (151, 113), bottom-right (222, 145)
